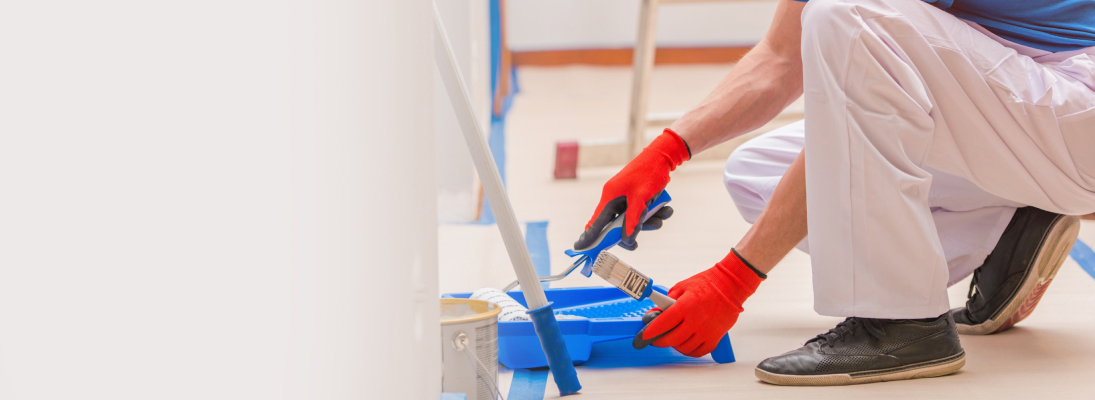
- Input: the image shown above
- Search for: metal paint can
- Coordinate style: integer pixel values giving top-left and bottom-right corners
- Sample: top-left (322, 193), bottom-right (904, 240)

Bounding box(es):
top-left (440, 299), bottom-right (502, 400)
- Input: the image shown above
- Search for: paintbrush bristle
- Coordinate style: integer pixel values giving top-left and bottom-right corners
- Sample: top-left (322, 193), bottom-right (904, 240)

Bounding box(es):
top-left (591, 252), bottom-right (650, 300)
top-left (590, 251), bottom-right (620, 280)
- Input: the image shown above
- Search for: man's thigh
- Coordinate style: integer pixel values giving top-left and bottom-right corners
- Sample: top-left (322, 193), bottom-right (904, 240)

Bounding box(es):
top-left (723, 119), bottom-right (1019, 265)
top-left (723, 121), bottom-right (806, 223)
top-left (854, 0), bottom-right (1095, 213)
top-left (724, 120), bottom-right (1020, 215)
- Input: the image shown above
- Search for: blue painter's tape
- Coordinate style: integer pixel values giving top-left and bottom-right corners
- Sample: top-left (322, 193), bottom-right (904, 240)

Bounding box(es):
top-left (476, 119), bottom-right (508, 225)
top-left (507, 368), bottom-right (548, 400)
top-left (488, 118), bottom-right (507, 184)
top-left (440, 393), bottom-right (467, 400)
top-left (478, 0), bottom-right (517, 225)
top-left (525, 221), bottom-right (551, 289)
top-left (1070, 239), bottom-right (1095, 280)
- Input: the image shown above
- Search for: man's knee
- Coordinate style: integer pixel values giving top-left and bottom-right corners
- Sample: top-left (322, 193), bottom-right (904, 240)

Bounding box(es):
top-left (801, 0), bottom-right (904, 51)
top-left (801, 0), bottom-right (858, 42)
top-left (724, 123), bottom-right (807, 224)
top-left (724, 146), bottom-right (772, 224)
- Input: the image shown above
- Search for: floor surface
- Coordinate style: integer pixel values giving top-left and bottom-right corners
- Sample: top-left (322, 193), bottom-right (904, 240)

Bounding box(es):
top-left (441, 64), bottom-right (1095, 399)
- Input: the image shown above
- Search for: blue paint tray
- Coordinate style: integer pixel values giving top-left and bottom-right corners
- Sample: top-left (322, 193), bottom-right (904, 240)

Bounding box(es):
top-left (442, 285), bottom-right (734, 368)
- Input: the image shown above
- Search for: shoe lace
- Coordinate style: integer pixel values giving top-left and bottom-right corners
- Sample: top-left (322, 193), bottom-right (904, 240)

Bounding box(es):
top-left (807, 317), bottom-right (887, 346)
top-left (964, 269), bottom-right (982, 311)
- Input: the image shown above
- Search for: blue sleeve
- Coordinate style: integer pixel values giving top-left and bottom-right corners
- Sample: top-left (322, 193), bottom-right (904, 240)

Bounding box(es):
top-left (794, 0), bottom-right (955, 7)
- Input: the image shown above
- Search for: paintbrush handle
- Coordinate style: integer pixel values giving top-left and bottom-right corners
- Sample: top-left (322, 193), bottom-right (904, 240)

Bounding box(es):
top-left (649, 291), bottom-right (675, 309)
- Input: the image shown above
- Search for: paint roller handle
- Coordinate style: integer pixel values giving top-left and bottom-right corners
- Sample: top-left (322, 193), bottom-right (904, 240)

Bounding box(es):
top-left (572, 190), bottom-right (672, 253)
top-left (576, 192), bottom-right (674, 252)
top-left (566, 190), bottom-right (673, 279)
top-left (575, 129), bottom-right (689, 252)
top-left (434, 5), bottom-right (580, 395)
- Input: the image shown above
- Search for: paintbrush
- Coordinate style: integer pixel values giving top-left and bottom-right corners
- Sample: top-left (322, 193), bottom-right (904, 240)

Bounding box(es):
top-left (590, 251), bottom-right (674, 309)
top-left (590, 251), bottom-right (736, 363)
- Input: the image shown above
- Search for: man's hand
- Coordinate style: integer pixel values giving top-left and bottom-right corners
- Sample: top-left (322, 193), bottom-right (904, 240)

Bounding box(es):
top-left (575, 129), bottom-right (689, 251)
top-left (634, 249), bottom-right (764, 357)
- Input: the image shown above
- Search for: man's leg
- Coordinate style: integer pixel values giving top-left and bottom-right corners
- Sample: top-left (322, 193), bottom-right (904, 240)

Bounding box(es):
top-left (724, 121), bottom-right (1020, 282)
top-left (755, 0), bottom-right (1095, 385)
top-left (725, 121), bottom-right (811, 259)
top-left (724, 122), bottom-right (1079, 337)
top-left (801, 0), bottom-right (1095, 319)
top-left (730, 129), bottom-right (808, 274)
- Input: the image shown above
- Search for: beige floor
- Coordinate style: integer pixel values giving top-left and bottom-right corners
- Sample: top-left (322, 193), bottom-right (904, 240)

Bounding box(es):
top-left (452, 64), bottom-right (1095, 399)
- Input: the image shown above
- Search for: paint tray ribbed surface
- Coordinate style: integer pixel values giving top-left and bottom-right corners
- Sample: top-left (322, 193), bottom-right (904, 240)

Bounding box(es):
top-left (442, 285), bottom-right (666, 368)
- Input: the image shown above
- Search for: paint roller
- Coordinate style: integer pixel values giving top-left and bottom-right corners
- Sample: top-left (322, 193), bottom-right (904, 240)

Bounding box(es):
top-left (433, 5), bottom-right (582, 396)
top-left (471, 288), bottom-right (584, 322)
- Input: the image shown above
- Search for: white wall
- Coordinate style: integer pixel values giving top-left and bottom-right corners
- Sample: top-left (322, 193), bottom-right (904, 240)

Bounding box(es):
top-left (0, 1), bottom-right (438, 399)
top-left (436, 0), bottom-right (492, 223)
top-left (507, 0), bottom-right (779, 51)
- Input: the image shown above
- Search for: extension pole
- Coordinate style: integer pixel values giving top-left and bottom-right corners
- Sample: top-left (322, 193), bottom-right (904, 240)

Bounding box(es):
top-left (432, 4), bottom-right (581, 396)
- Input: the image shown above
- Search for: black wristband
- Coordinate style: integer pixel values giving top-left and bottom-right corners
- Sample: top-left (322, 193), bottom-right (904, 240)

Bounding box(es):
top-left (731, 248), bottom-right (767, 279)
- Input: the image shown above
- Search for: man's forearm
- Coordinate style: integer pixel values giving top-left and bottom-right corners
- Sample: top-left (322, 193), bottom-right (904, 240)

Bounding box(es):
top-left (736, 150), bottom-right (807, 274)
top-left (671, 47), bottom-right (802, 153)
top-left (670, 0), bottom-right (805, 154)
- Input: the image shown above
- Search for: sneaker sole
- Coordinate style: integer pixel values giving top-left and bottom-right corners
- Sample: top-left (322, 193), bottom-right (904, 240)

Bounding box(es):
top-left (957, 214), bottom-right (1080, 335)
top-left (754, 351), bottom-right (965, 386)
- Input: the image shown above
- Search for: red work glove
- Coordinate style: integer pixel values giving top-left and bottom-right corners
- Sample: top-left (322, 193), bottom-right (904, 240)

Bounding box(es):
top-left (634, 249), bottom-right (764, 357)
top-left (574, 129), bottom-right (690, 251)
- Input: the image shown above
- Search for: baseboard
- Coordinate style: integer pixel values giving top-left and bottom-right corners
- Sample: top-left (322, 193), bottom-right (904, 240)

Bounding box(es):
top-left (512, 46), bottom-right (752, 67)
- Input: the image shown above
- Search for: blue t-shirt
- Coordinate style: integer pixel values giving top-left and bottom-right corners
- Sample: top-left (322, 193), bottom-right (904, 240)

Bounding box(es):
top-left (795, 0), bottom-right (1095, 52)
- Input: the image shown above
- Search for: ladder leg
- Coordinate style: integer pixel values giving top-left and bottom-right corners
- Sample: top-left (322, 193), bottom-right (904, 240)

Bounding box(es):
top-left (627, 0), bottom-right (660, 159)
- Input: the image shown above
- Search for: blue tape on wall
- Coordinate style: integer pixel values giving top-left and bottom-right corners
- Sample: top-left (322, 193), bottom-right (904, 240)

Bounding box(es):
top-left (477, 119), bottom-right (508, 225)
top-left (508, 368), bottom-right (548, 400)
top-left (1070, 239), bottom-right (1095, 280)
top-left (525, 221), bottom-right (551, 289)
top-left (477, 0), bottom-right (518, 225)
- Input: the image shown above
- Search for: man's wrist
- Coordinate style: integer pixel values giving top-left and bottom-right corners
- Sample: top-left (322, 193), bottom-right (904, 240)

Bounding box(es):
top-left (706, 249), bottom-right (764, 306)
top-left (732, 248), bottom-right (767, 279)
top-left (663, 128), bottom-right (692, 159)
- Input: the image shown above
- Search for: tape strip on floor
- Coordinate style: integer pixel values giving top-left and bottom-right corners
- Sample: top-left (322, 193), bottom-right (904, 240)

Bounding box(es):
top-left (507, 368), bottom-right (548, 400)
top-left (1070, 239), bottom-right (1095, 280)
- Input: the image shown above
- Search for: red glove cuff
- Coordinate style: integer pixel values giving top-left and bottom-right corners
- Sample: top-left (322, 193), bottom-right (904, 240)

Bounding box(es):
top-left (649, 128), bottom-right (691, 168)
top-left (708, 250), bottom-right (764, 306)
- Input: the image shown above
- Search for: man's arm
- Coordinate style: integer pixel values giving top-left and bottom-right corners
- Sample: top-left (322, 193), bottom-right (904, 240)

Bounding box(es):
top-left (672, 0), bottom-right (805, 153)
top-left (628, 1), bottom-right (808, 357)
top-left (575, 0), bottom-right (807, 252)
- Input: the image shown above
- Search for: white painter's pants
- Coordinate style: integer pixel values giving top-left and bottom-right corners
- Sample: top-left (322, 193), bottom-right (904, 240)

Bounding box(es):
top-left (768, 0), bottom-right (1095, 318)
top-left (725, 120), bottom-right (1020, 288)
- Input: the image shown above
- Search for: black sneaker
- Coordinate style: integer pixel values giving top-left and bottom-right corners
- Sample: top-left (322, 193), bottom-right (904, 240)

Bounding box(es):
top-left (950, 207), bottom-right (1079, 335)
top-left (754, 314), bottom-right (965, 386)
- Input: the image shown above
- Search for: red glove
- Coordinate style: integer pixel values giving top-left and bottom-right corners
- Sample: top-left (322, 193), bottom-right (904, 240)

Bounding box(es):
top-left (574, 129), bottom-right (690, 251)
top-left (636, 249), bottom-right (763, 357)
